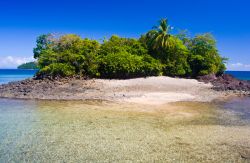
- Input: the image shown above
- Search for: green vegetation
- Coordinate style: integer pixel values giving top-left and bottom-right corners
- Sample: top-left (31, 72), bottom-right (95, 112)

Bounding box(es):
top-left (34, 18), bottom-right (226, 79)
top-left (187, 34), bottom-right (227, 76)
top-left (98, 36), bottom-right (163, 78)
top-left (36, 34), bottom-right (100, 78)
top-left (17, 62), bottom-right (38, 69)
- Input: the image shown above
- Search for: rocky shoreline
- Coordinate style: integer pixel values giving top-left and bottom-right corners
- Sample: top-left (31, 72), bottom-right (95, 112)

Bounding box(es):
top-left (0, 75), bottom-right (249, 103)
top-left (198, 74), bottom-right (250, 96)
top-left (0, 76), bottom-right (223, 104)
top-left (0, 77), bottom-right (104, 100)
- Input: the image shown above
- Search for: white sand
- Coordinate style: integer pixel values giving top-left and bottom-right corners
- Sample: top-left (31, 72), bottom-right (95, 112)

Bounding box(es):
top-left (95, 76), bottom-right (221, 105)
top-left (124, 92), bottom-right (195, 105)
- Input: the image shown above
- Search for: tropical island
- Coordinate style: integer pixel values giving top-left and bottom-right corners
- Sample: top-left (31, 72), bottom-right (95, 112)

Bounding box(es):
top-left (0, 18), bottom-right (249, 102)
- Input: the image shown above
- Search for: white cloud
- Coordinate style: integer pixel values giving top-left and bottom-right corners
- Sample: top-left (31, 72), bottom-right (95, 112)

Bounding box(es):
top-left (0, 56), bottom-right (34, 68)
top-left (227, 62), bottom-right (250, 71)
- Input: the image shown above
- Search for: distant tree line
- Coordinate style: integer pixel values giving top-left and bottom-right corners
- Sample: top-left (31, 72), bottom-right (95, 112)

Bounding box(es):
top-left (33, 18), bottom-right (227, 79)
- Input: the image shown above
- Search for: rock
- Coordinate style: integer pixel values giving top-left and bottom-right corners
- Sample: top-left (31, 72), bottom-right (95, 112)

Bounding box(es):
top-left (198, 74), bottom-right (250, 93)
top-left (197, 74), bottom-right (217, 83)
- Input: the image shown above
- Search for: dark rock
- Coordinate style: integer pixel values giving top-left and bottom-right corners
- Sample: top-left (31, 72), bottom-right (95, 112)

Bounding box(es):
top-left (198, 74), bottom-right (250, 93)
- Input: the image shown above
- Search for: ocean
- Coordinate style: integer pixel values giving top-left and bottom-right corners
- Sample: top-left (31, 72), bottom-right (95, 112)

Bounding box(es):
top-left (0, 69), bottom-right (37, 84)
top-left (226, 71), bottom-right (250, 81)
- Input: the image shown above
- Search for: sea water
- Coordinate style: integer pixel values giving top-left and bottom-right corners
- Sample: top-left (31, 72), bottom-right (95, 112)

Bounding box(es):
top-left (0, 69), bottom-right (37, 84)
top-left (226, 71), bottom-right (250, 81)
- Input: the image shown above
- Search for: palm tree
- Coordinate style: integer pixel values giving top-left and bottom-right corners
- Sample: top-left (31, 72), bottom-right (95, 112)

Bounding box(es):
top-left (145, 18), bottom-right (173, 50)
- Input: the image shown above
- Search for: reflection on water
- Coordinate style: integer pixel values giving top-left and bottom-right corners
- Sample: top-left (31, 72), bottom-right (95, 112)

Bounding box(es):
top-left (0, 98), bottom-right (250, 162)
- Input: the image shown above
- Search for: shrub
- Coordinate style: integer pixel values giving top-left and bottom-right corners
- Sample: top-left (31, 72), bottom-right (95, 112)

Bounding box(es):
top-left (98, 51), bottom-right (163, 79)
top-left (187, 33), bottom-right (226, 76)
top-left (37, 63), bottom-right (75, 78)
top-left (99, 35), bottom-right (148, 56)
top-left (35, 34), bottom-right (100, 77)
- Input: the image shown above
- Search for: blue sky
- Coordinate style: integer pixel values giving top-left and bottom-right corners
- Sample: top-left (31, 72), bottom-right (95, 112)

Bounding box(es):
top-left (0, 0), bottom-right (249, 70)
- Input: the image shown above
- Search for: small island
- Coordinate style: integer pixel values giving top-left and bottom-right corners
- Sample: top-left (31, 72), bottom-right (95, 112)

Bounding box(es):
top-left (0, 18), bottom-right (249, 102)
top-left (18, 61), bottom-right (38, 70)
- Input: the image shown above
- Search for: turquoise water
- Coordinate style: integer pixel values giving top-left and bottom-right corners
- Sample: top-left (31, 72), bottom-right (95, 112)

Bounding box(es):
top-left (226, 71), bottom-right (250, 81)
top-left (0, 69), bottom-right (37, 84)
top-left (0, 98), bottom-right (250, 162)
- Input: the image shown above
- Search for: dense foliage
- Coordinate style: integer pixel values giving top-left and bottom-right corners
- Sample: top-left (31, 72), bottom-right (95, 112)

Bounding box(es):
top-left (36, 34), bottom-right (100, 78)
top-left (98, 51), bottom-right (162, 78)
top-left (187, 34), bottom-right (227, 76)
top-left (33, 18), bottom-right (226, 79)
top-left (18, 62), bottom-right (38, 69)
top-left (98, 36), bottom-right (163, 78)
top-left (140, 19), bottom-right (226, 77)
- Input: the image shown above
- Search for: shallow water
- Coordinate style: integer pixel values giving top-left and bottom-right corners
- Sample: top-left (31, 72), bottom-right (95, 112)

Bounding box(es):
top-left (0, 98), bottom-right (250, 162)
